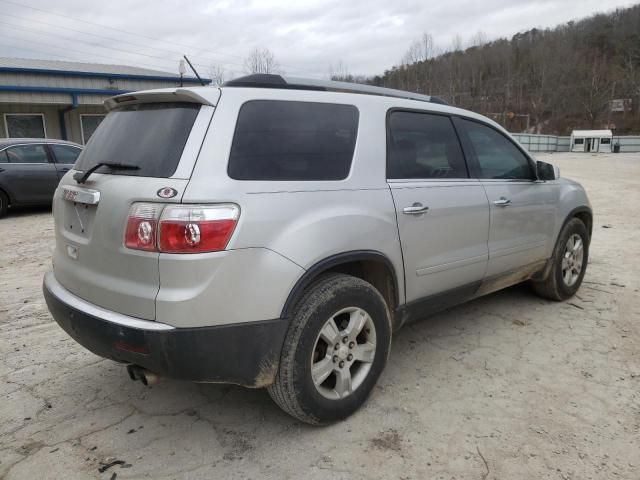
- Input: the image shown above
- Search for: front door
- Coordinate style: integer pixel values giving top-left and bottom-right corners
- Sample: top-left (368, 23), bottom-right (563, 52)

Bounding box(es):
top-left (387, 110), bottom-right (490, 303)
top-left (456, 118), bottom-right (555, 277)
top-left (2, 143), bottom-right (59, 204)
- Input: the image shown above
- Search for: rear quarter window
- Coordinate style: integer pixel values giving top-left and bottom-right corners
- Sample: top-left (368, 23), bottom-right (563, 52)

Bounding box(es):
top-left (228, 100), bottom-right (359, 181)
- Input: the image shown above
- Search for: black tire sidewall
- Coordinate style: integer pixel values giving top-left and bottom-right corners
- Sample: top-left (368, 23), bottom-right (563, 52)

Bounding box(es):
top-left (554, 219), bottom-right (589, 299)
top-left (0, 191), bottom-right (8, 218)
top-left (291, 279), bottom-right (391, 423)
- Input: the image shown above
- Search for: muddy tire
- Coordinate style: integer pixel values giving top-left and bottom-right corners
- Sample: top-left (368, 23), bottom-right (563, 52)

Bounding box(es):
top-left (268, 273), bottom-right (392, 425)
top-left (532, 217), bottom-right (589, 301)
top-left (0, 190), bottom-right (8, 219)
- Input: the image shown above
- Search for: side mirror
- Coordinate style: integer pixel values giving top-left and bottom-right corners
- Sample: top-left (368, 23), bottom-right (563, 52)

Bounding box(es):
top-left (536, 161), bottom-right (559, 181)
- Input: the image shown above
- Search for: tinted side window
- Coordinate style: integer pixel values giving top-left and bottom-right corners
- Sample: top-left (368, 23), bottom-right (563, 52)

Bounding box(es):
top-left (6, 145), bottom-right (49, 164)
top-left (228, 100), bottom-right (358, 181)
top-left (387, 111), bottom-right (467, 179)
top-left (50, 144), bottom-right (81, 164)
top-left (461, 120), bottom-right (535, 180)
top-left (0, 151), bottom-right (7, 163)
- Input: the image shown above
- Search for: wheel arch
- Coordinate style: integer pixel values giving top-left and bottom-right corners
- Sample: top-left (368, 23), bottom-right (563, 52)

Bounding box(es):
top-left (556, 206), bottom-right (593, 253)
top-left (571, 207), bottom-right (593, 239)
top-left (281, 250), bottom-right (400, 328)
top-left (536, 205), bottom-right (592, 282)
top-left (0, 185), bottom-right (12, 205)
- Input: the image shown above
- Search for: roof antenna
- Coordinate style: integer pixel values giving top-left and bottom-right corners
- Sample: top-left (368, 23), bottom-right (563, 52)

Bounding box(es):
top-left (178, 59), bottom-right (186, 87)
top-left (183, 55), bottom-right (206, 86)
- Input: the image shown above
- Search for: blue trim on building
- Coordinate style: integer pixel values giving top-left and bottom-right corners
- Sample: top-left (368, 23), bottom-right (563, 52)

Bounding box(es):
top-left (0, 66), bottom-right (211, 84)
top-left (0, 85), bottom-right (131, 95)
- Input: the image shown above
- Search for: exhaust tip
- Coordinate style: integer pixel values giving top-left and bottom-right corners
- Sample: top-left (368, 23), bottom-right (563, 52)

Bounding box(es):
top-left (126, 365), bottom-right (159, 386)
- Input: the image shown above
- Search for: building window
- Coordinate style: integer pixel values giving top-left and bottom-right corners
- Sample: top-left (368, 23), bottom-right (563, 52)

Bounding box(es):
top-left (80, 114), bottom-right (106, 145)
top-left (4, 114), bottom-right (46, 138)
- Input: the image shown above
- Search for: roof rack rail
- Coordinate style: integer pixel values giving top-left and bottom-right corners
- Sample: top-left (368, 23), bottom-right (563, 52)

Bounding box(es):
top-left (223, 74), bottom-right (448, 105)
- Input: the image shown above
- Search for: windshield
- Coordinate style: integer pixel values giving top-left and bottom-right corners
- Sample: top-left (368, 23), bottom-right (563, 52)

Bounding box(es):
top-left (75, 102), bottom-right (200, 178)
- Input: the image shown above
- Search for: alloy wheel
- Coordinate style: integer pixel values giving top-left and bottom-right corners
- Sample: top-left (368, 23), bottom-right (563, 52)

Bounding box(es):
top-left (561, 233), bottom-right (584, 286)
top-left (310, 307), bottom-right (377, 400)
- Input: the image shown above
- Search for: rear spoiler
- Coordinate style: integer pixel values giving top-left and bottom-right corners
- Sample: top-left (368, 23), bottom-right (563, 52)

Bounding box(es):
top-left (104, 88), bottom-right (220, 111)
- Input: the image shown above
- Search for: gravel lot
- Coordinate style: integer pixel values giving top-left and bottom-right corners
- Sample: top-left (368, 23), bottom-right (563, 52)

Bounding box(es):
top-left (1, 152), bottom-right (638, 480)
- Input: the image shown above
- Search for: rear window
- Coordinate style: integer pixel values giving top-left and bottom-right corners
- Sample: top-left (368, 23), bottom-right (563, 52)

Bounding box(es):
top-left (228, 100), bottom-right (359, 181)
top-left (75, 102), bottom-right (200, 178)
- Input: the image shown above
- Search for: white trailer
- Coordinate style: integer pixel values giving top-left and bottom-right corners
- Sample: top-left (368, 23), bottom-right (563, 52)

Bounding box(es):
top-left (570, 130), bottom-right (613, 153)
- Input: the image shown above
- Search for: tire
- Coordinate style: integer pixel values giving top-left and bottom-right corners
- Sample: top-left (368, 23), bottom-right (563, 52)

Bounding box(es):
top-left (532, 217), bottom-right (589, 301)
top-left (0, 190), bottom-right (8, 219)
top-left (268, 273), bottom-right (392, 425)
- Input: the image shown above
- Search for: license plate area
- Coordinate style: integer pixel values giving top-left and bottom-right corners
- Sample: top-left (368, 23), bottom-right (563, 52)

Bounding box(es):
top-left (61, 186), bottom-right (100, 237)
top-left (62, 186), bottom-right (100, 205)
top-left (62, 201), bottom-right (97, 237)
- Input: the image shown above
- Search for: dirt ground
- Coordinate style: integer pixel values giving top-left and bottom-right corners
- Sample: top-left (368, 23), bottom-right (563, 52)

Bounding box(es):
top-left (1, 152), bottom-right (638, 480)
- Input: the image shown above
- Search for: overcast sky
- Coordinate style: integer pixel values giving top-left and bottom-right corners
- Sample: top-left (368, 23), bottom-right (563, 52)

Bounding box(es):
top-left (0, 0), bottom-right (637, 79)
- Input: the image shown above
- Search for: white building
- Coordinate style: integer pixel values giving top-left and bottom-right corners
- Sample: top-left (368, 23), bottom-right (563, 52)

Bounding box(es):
top-left (570, 129), bottom-right (613, 153)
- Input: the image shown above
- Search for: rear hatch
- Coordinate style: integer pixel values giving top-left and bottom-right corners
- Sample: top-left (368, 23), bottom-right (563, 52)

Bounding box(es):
top-left (52, 90), bottom-right (217, 320)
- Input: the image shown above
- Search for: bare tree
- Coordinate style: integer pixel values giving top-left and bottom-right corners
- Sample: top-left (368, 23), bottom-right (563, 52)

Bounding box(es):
top-left (451, 34), bottom-right (463, 53)
top-left (402, 40), bottom-right (422, 66)
top-left (469, 30), bottom-right (488, 48)
top-left (329, 60), bottom-right (351, 81)
top-left (360, 4), bottom-right (640, 133)
top-left (421, 33), bottom-right (435, 60)
top-left (243, 48), bottom-right (280, 74)
top-left (401, 33), bottom-right (435, 66)
top-left (208, 64), bottom-right (227, 86)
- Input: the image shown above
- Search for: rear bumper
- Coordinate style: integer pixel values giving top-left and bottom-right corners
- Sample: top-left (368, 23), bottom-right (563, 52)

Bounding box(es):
top-left (43, 271), bottom-right (288, 387)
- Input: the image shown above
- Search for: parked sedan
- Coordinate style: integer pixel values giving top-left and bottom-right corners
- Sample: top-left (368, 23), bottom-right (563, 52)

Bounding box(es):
top-left (0, 138), bottom-right (82, 217)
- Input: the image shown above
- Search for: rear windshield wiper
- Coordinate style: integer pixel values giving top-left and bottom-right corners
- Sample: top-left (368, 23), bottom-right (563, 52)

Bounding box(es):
top-left (73, 162), bottom-right (140, 184)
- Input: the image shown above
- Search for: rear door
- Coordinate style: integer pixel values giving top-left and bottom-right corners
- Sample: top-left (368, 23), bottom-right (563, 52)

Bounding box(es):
top-left (53, 100), bottom-right (215, 320)
top-left (387, 110), bottom-right (490, 303)
top-left (1, 143), bottom-right (58, 204)
top-left (456, 118), bottom-right (555, 277)
top-left (49, 143), bottom-right (82, 180)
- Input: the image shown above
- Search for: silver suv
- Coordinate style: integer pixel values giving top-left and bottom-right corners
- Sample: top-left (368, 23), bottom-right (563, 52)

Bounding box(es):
top-left (43, 75), bottom-right (592, 424)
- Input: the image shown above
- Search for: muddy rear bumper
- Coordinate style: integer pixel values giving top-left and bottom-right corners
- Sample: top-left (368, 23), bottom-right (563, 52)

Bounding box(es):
top-left (43, 271), bottom-right (288, 387)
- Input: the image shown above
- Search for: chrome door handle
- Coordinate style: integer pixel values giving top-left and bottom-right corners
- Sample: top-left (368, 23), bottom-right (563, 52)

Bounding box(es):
top-left (493, 197), bottom-right (511, 207)
top-left (403, 203), bottom-right (429, 215)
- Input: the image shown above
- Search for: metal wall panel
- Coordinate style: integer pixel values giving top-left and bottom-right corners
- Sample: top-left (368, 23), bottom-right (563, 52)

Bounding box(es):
top-left (1, 71), bottom-right (182, 92)
top-left (617, 136), bottom-right (640, 152)
top-left (513, 133), bottom-right (640, 153)
top-left (67, 106), bottom-right (106, 144)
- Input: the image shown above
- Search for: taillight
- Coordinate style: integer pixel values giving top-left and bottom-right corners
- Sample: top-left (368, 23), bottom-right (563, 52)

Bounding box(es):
top-left (159, 204), bottom-right (239, 253)
top-left (124, 203), bottom-right (239, 253)
top-left (124, 203), bottom-right (163, 251)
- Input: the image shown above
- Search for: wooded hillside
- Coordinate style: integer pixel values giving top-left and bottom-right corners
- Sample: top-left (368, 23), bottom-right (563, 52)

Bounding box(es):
top-left (357, 5), bottom-right (640, 134)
